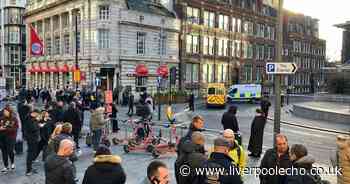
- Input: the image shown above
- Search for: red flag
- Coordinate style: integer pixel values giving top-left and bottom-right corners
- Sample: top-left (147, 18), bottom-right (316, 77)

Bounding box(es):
top-left (30, 25), bottom-right (44, 56)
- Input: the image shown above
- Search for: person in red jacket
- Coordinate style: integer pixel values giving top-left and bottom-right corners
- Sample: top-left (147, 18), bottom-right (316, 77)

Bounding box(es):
top-left (0, 105), bottom-right (19, 173)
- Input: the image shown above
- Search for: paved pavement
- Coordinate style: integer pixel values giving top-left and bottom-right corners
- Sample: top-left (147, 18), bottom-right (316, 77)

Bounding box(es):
top-left (0, 99), bottom-right (340, 184)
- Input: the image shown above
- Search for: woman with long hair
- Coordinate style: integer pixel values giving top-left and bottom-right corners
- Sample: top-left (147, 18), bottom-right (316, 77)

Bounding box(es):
top-left (0, 105), bottom-right (19, 173)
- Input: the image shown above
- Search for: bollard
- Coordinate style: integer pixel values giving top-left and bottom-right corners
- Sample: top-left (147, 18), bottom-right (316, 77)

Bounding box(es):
top-left (336, 135), bottom-right (350, 184)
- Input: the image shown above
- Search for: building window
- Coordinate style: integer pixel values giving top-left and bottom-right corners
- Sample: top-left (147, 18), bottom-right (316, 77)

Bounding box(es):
top-left (203, 36), bottom-right (209, 55)
top-left (185, 63), bottom-right (199, 82)
top-left (203, 64), bottom-right (214, 83)
top-left (158, 34), bottom-right (167, 55)
top-left (135, 77), bottom-right (148, 92)
top-left (236, 40), bottom-right (241, 58)
top-left (202, 64), bottom-right (208, 83)
top-left (98, 29), bottom-right (110, 49)
top-left (218, 39), bottom-right (223, 56)
top-left (9, 46), bottom-right (20, 65)
top-left (186, 7), bottom-right (199, 24)
top-left (244, 65), bottom-right (252, 81)
top-left (217, 64), bottom-right (227, 83)
top-left (63, 34), bottom-right (70, 55)
top-left (247, 42), bottom-right (253, 59)
top-left (99, 5), bottom-right (110, 20)
top-left (137, 32), bottom-right (146, 55)
top-left (231, 40), bottom-right (236, 57)
top-left (186, 34), bottom-right (199, 54)
top-left (45, 38), bottom-right (51, 56)
top-left (237, 18), bottom-right (242, 33)
top-left (204, 11), bottom-right (215, 28)
top-left (219, 15), bottom-right (229, 31)
top-left (54, 36), bottom-right (60, 55)
top-left (8, 27), bottom-right (20, 44)
top-left (232, 17), bottom-right (236, 32)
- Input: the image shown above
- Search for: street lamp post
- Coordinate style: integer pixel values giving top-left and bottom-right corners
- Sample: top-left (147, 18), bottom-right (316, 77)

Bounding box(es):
top-left (273, 0), bottom-right (284, 146)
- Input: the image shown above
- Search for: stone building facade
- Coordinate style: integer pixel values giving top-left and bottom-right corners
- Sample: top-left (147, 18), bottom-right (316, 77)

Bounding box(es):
top-left (24, 0), bottom-right (180, 94)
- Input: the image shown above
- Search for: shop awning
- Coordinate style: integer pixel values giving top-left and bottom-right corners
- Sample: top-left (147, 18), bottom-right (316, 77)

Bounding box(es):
top-left (49, 66), bottom-right (59, 73)
top-left (135, 64), bottom-right (148, 77)
top-left (156, 64), bottom-right (169, 77)
top-left (60, 64), bottom-right (69, 73)
top-left (41, 66), bottom-right (50, 73)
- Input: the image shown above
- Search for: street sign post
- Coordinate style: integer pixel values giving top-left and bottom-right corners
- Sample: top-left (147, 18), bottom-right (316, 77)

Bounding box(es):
top-left (266, 63), bottom-right (297, 74)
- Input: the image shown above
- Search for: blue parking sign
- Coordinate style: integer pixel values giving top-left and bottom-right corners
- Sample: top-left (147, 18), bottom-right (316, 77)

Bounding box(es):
top-left (267, 64), bottom-right (275, 73)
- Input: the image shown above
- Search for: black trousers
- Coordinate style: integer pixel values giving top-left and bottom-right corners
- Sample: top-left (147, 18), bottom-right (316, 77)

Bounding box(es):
top-left (0, 136), bottom-right (15, 167)
top-left (36, 139), bottom-right (48, 161)
top-left (127, 106), bottom-right (134, 115)
top-left (26, 141), bottom-right (39, 173)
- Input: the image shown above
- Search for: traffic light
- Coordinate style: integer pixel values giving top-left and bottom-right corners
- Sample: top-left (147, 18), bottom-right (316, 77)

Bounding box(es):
top-left (170, 67), bottom-right (178, 85)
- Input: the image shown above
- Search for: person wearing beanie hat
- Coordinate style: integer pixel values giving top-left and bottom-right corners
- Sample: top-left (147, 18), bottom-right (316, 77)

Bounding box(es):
top-left (248, 108), bottom-right (267, 158)
top-left (82, 145), bottom-right (126, 184)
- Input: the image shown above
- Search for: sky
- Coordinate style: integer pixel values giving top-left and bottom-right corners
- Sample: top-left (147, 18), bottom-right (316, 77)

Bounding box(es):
top-left (284, 0), bottom-right (350, 62)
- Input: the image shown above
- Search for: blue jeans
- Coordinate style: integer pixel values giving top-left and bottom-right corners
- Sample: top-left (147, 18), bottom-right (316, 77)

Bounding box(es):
top-left (92, 129), bottom-right (102, 151)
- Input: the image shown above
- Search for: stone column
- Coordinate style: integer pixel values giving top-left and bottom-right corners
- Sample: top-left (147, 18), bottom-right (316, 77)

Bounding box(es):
top-left (59, 72), bottom-right (63, 89)
top-left (337, 135), bottom-right (350, 184)
top-left (50, 72), bottom-right (54, 89)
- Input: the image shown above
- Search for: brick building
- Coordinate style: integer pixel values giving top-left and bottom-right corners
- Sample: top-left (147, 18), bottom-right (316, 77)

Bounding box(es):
top-left (283, 11), bottom-right (326, 94)
top-left (175, 0), bottom-right (279, 95)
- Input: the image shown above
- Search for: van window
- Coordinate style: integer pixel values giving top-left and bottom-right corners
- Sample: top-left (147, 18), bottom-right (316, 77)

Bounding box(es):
top-left (216, 89), bottom-right (224, 95)
top-left (208, 88), bottom-right (216, 95)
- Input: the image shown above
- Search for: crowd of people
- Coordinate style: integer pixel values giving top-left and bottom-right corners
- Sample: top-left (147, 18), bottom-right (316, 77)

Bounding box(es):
top-left (0, 88), bottom-right (330, 184)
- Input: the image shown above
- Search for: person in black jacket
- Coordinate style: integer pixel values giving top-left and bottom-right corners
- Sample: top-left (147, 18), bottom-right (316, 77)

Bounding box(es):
top-left (82, 145), bottom-right (126, 184)
top-left (63, 102), bottom-right (82, 149)
top-left (177, 116), bottom-right (204, 158)
top-left (51, 101), bottom-right (65, 123)
top-left (111, 103), bottom-right (119, 132)
top-left (23, 109), bottom-right (41, 176)
top-left (175, 132), bottom-right (207, 184)
top-left (248, 109), bottom-right (267, 158)
top-left (127, 93), bottom-right (134, 116)
top-left (260, 97), bottom-right (271, 119)
top-left (285, 144), bottom-right (324, 184)
top-left (221, 105), bottom-right (239, 133)
top-left (200, 138), bottom-right (243, 184)
top-left (37, 110), bottom-right (55, 161)
top-left (45, 139), bottom-right (76, 184)
top-left (259, 134), bottom-right (292, 184)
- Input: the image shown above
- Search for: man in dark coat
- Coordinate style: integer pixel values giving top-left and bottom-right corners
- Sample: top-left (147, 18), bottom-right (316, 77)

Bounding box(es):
top-left (63, 103), bottom-right (82, 149)
top-left (51, 101), bottom-right (65, 123)
top-left (259, 134), bottom-right (292, 184)
top-left (82, 145), bottom-right (126, 184)
top-left (175, 132), bottom-right (207, 184)
top-left (45, 139), bottom-right (76, 184)
top-left (23, 109), bottom-right (41, 176)
top-left (248, 109), bottom-right (267, 158)
top-left (221, 105), bottom-right (239, 133)
top-left (260, 97), bottom-right (271, 118)
top-left (188, 93), bottom-right (195, 111)
top-left (285, 144), bottom-right (324, 184)
top-left (200, 138), bottom-right (243, 184)
top-left (127, 93), bottom-right (134, 116)
top-left (177, 116), bottom-right (204, 158)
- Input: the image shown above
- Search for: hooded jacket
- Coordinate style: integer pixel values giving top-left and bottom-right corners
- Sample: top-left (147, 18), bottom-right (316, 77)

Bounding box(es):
top-left (285, 156), bottom-right (323, 184)
top-left (82, 155), bottom-right (126, 184)
top-left (175, 142), bottom-right (207, 184)
top-left (44, 154), bottom-right (75, 184)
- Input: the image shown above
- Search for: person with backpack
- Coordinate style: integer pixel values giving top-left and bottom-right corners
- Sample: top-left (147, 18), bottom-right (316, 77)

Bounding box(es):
top-left (200, 138), bottom-right (243, 184)
top-left (175, 132), bottom-right (207, 184)
top-left (285, 144), bottom-right (328, 184)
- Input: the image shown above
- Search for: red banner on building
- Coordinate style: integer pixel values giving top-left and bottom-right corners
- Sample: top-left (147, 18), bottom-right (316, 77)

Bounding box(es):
top-left (30, 25), bottom-right (44, 56)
